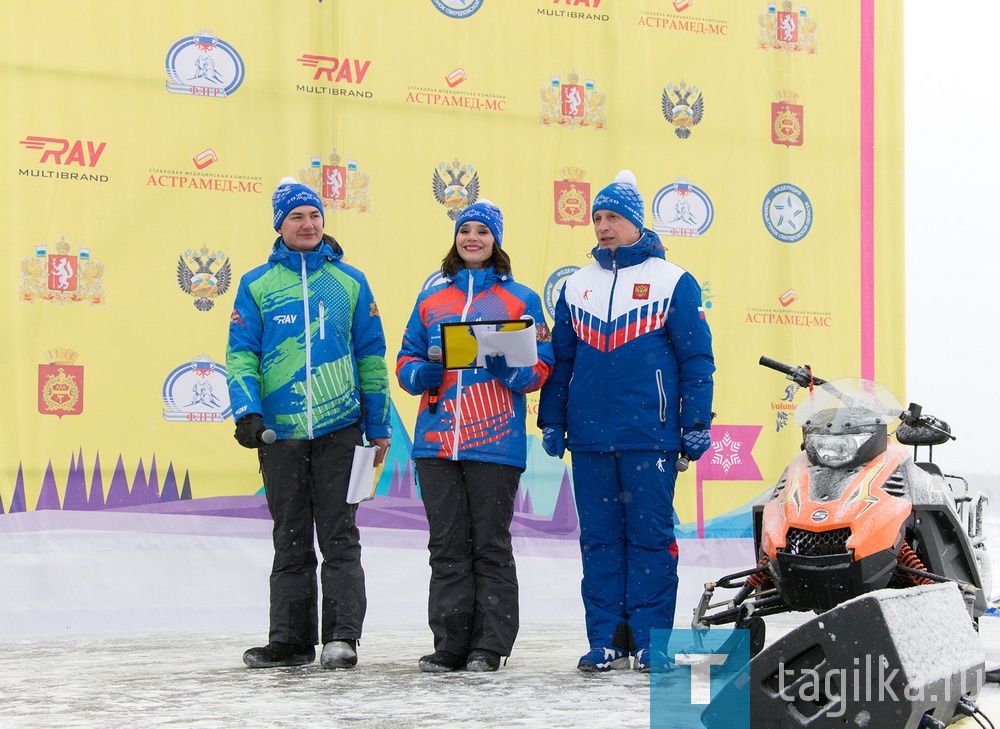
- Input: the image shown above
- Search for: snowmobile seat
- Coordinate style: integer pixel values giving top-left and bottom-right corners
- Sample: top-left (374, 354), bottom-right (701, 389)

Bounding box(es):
top-left (895, 417), bottom-right (951, 447)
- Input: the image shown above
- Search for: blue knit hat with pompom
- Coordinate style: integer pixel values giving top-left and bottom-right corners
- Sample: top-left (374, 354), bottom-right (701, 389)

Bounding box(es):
top-left (592, 170), bottom-right (644, 230)
top-left (271, 176), bottom-right (324, 231)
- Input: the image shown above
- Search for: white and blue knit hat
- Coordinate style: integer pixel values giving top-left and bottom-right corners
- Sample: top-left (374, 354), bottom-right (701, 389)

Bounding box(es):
top-left (455, 199), bottom-right (504, 247)
top-left (592, 170), bottom-right (644, 230)
top-left (272, 176), bottom-right (324, 231)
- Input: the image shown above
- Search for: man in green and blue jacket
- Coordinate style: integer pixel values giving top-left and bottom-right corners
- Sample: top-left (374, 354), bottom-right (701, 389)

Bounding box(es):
top-left (227, 177), bottom-right (391, 671)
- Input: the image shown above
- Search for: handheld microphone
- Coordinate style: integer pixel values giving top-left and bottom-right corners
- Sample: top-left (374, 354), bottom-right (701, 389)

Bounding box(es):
top-left (676, 452), bottom-right (690, 472)
top-left (427, 345), bottom-right (442, 414)
top-left (261, 429), bottom-right (277, 445)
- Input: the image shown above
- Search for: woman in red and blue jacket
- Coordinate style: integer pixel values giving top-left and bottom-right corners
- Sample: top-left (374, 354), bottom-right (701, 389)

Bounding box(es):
top-left (396, 199), bottom-right (554, 673)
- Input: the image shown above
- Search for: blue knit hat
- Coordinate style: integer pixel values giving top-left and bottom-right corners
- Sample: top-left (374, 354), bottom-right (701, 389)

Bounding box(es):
top-left (592, 170), bottom-right (644, 230)
top-left (455, 199), bottom-right (504, 248)
top-left (272, 176), bottom-right (325, 231)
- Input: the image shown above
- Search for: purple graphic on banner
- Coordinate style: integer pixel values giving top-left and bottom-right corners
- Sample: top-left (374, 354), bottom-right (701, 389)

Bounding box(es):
top-left (5, 451), bottom-right (195, 514)
top-left (1, 398), bottom-right (593, 538)
top-left (64, 452), bottom-right (87, 509)
top-left (87, 453), bottom-right (104, 509)
top-left (512, 469), bottom-right (578, 536)
top-left (160, 463), bottom-right (180, 503)
top-left (10, 466), bottom-right (27, 513)
top-left (106, 456), bottom-right (131, 509)
top-left (36, 462), bottom-right (61, 511)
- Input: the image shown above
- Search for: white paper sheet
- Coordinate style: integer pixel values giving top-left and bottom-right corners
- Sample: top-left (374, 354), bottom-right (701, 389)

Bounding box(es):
top-left (347, 445), bottom-right (379, 504)
top-left (471, 320), bottom-right (538, 368)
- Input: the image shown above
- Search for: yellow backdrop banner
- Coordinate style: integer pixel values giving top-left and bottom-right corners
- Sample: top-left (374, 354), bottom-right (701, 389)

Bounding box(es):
top-left (1, 0), bottom-right (903, 538)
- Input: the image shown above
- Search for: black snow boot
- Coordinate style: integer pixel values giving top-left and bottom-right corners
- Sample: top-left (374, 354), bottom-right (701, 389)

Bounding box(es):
top-left (418, 650), bottom-right (467, 673)
top-left (243, 642), bottom-right (315, 668)
top-left (321, 640), bottom-right (358, 669)
top-left (465, 649), bottom-right (501, 672)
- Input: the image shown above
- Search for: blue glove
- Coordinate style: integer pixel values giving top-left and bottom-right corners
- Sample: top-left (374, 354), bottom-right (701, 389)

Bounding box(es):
top-left (412, 361), bottom-right (444, 392)
top-left (541, 426), bottom-right (566, 458)
top-left (681, 428), bottom-right (712, 461)
top-left (484, 352), bottom-right (515, 383)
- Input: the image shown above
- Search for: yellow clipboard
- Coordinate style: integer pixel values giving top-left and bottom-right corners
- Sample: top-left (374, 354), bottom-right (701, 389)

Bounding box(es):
top-left (439, 319), bottom-right (535, 370)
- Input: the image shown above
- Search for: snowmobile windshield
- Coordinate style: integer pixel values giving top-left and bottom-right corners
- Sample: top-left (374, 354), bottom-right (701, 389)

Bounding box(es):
top-left (794, 378), bottom-right (904, 433)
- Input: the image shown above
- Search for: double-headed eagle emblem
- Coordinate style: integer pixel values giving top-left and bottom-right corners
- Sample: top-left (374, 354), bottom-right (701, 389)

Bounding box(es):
top-left (661, 81), bottom-right (704, 139)
top-left (432, 159), bottom-right (479, 220)
top-left (177, 245), bottom-right (231, 312)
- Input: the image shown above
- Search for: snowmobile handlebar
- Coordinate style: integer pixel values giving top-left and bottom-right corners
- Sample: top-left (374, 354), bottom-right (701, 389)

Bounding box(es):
top-left (758, 356), bottom-right (827, 388)
top-left (759, 356), bottom-right (957, 442)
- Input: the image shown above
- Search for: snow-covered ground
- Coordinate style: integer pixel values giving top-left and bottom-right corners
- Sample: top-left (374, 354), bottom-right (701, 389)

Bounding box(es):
top-left (4, 615), bottom-right (999, 728)
top-left (2, 627), bottom-right (655, 729)
top-left (3, 474), bottom-right (999, 728)
top-left (0, 513), bottom-right (751, 728)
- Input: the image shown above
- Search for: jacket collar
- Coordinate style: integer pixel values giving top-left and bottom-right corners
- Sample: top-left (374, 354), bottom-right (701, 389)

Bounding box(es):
top-left (591, 228), bottom-right (665, 271)
top-left (268, 234), bottom-right (343, 272)
top-left (447, 266), bottom-right (509, 291)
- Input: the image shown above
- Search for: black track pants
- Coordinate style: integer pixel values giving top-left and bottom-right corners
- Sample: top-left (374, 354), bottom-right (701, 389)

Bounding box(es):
top-left (414, 458), bottom-right (521, 657)
top-left (259, 426), bottom-right (365, 645)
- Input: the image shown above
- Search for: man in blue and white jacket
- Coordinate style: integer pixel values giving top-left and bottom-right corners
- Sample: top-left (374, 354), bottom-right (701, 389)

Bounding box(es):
top-left (538, 171), bottom-right (715, 673)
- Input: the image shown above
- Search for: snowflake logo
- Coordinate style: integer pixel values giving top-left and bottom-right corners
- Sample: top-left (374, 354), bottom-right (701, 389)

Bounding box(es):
top-left (709, 431), bottom-right (743, 474)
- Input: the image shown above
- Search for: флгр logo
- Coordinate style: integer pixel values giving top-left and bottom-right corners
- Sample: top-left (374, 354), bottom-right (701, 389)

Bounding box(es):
top-left (652, 179), bottom-right (714, 238)
top-left (165, 29), bottom-right (245, 98)
top-left (162, 355), bottom-right (232, 422)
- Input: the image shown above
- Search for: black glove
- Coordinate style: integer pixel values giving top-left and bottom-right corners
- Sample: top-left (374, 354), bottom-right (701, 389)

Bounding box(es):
top-left (234, 413), bottom-right (265, 449)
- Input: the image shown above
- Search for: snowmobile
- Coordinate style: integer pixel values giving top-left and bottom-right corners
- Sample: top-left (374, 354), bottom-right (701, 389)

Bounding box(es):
top-left (693, 356), bottom-right (992, 645)
top-left (690, 357), bottom-right (994, 728)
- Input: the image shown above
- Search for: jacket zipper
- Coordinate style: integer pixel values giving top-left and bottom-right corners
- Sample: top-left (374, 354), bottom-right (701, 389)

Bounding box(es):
top-left (318, 300), bottom-right (326, 340)
top-left (300, 255), bottom-right (314, 439)
top-left (656, 369), bottom-right (667, 427)
top-left (450, 275), bottom-right (477, 460)
top-left (605, 253), bottom-right (619, 353)
top-left (604, 253), bottom-right (619, 420)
